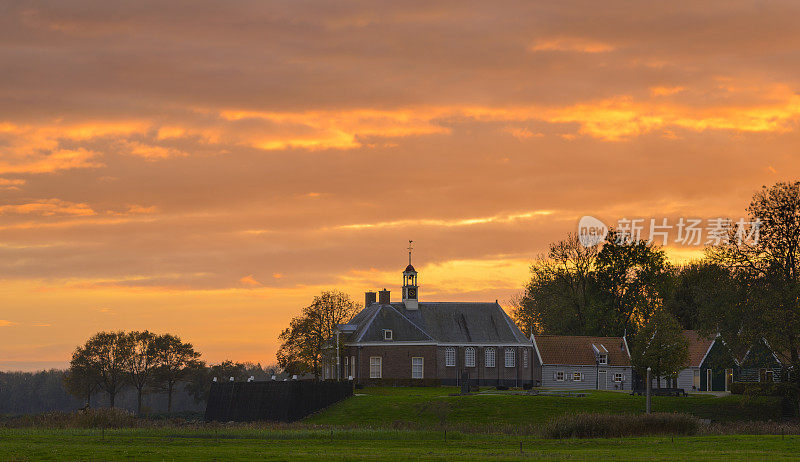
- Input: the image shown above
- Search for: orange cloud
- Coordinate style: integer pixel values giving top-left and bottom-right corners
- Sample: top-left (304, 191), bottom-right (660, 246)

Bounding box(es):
top-left (0, 178), bottom-right (25, 191)
top-left (503, 127), bottom-right (545, 140)
top-left (0, 320), bottom-right (18, 327)
top-left (0, 199), bottom-right (95, 217)
top-left (528, 38), bottom-right (614, 53)
top-left (240, 275), bottom-right (261, 286)
top-left (335, 210), bottom-right (554, 230)
top-left (125, 142), bottom-right (187, 160)
top-left (651, 86), bottom-right (685, 96)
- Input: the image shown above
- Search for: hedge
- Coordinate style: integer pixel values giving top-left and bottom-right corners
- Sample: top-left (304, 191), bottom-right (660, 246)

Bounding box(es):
top-left (730, 382), bottom-right (799, 417)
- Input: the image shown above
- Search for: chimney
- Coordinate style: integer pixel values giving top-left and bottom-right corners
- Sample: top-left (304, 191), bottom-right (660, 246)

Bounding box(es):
top-left (378, 288), bottom-right (390, 304)
top-left (365, 291), bottom-right (377, 307)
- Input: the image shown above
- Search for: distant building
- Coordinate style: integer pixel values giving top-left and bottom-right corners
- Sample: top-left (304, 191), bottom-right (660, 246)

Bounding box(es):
top-left (531, 334), bottom-right (632, 390)
top-left (323, 256), bottom-right (534, 387)
top-left (668, 331), bottom-right (737, 392)
top-left (737, 338), bottom-right (789, 383)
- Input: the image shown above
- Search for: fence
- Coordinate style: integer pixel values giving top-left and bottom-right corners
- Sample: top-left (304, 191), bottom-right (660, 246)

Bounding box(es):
top-left (204, 380), bottom-right (353, 422)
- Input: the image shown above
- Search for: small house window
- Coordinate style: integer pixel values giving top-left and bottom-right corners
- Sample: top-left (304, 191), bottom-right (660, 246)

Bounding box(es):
top-left (523, 349), bottom-right (529, 368)
top-left (383, 330), bottom-right (392, 341)
top-left (505, 348), bottom-right (515, 368)
top-left (573, 372), bottom-right (582, 382)
top-left (465, 347), bottom-right (476, 367)
top-left (485, 347), bottom-right (496, 367)
top-left (445, 347), bottom-right (456, 367)
top-left (555, 371), bottom-right (565, 381)
top-left (369, 356), bottom-right (382, 378)
top-left (613, 372), bottom-right (623, 383)
top-left (411, 357), bottom-right (424, 379)
top-left (598, 354), bottom-right (607, 365)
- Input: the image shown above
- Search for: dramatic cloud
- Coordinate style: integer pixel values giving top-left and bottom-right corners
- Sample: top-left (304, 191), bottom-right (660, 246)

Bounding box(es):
top-left (2, 0), bottom-right (800, 370)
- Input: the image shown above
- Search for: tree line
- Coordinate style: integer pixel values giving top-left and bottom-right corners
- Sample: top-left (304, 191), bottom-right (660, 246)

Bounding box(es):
top-left (66, 331), bottom-right (202, 414)
top-left (513, 181), bottom-right (800, 386)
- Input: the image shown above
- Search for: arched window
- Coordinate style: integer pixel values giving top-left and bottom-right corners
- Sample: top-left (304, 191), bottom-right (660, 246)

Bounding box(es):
top-left (485, 347), bottom-right (496, 368)
top-left (445, 347), bottom-right (456, 367)
top-left (505, 348), bottom-right (515, 368)
top-left (465, 347), bottom-right (476, 367)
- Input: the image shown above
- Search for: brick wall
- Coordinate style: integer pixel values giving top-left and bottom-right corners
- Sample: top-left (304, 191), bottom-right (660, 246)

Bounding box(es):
top-left (340, 344), bottom-right (534, 386)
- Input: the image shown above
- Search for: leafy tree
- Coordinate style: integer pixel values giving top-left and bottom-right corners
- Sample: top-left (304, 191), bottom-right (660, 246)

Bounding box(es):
top-left (666, 262), bottom-right (737, 332)
top-left (631, 310), bottom-right (689, 388)
top-left (595, 229), bottom-right (671, 337)
top-left (152, 334), bottom-right (203, 412)
top-left (125, 331), bottom-right (161, 415)
top-left (78, 331), bottom-right (131, 408)
top-left (707, 181), bottom-right (800, 385)
top-left (513, 234), bottom-right (601, 335)
top-left (64, 346), bottom-right (100, 407)
top-left (277, 290), bottom-right (359, 377)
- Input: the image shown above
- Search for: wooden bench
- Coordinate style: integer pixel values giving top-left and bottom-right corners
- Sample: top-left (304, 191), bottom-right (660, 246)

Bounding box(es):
top-left (631, 387), bottom-right (687, 397)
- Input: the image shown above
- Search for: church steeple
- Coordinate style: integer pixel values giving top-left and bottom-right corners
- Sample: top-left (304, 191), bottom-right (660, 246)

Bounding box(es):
top-left (402, 240), bottom-right (418, 310)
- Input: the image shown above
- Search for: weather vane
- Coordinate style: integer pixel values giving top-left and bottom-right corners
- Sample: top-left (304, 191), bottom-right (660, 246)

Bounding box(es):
top-left (407, 240), bottom-right (414, 265)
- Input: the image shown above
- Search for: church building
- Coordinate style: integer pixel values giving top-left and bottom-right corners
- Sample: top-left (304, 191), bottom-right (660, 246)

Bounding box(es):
top-left (323, 251), bottom-right (534, 386)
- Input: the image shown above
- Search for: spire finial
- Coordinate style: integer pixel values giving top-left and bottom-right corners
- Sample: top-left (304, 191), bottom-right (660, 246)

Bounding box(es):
top-left (407, 240), bottom-right (413, 265)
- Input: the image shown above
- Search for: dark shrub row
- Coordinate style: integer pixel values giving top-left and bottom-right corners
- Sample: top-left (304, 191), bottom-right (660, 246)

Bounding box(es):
top-left (1, 408), bottom-right (140, 429)
top-left (729, 382), bottom-right (798, 397)
top-left (730, 382), bottom-right (799, 417)
top-left (542, 413), bottom-right (702, 439)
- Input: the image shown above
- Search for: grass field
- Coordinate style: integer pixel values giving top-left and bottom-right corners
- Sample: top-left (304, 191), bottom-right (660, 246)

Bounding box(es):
top-left (305, 387), bottom-right (783, 429)
top-left (0, 387), bottom-right (793, 460)
top-left (1, 428), bottom-right (799, 461)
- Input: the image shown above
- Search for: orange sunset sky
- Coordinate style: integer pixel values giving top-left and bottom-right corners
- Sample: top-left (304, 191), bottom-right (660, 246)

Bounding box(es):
top-left (2, 1), bottom-right (800, 371)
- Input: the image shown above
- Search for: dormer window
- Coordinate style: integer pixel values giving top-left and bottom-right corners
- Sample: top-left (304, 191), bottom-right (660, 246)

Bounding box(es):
top-left (598, 354), bottom-right (607, 365)
top-left (383, 329), bottom-right (393, 341)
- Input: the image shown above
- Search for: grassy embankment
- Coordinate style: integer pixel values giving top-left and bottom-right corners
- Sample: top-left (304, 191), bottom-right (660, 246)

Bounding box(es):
top-left (305, 387), bottom-right (783, 429)
top-left (0, 387), bottom-right (791, 460)
top-left (1, 428), bottom-right (799, 461)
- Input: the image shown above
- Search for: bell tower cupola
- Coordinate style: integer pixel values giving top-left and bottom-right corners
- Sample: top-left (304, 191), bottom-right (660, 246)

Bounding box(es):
top-left (402, 240), bottom-right (419, 310)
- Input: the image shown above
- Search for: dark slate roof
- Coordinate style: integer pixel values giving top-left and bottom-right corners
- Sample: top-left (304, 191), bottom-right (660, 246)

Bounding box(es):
top-left (346, 302), bottom-right (529, 344)
top-left (534, 335), bottom-right (631, 366)
top-left (405, 264), bottom-right (416, 272)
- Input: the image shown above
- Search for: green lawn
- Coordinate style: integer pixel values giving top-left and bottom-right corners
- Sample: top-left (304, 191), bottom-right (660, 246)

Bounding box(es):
top-left (305, 387), bottom-right (782, 429)
top-left (0, 428), bottom-right (798, 461)
top-left (0, 387), bottom-right (789, 460)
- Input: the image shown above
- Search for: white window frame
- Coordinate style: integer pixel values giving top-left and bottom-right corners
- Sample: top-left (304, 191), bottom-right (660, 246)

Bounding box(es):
top-left (485, 347), bottom-right (496, 368)
top-left (445, 347), bottom-right (456, 367)
top-left (555, 371), bottom-right (565, 381)
top-left (350, 355), bottom-right (356, 378)
top-left (369, 356), bottom-right (382, 378)
top-left (598, 354), bottom-right (607, 365)
top-left (523, 349), bottom-right (528, 368)
top-left (465, 347), bottom-right (476, 367)
top-left (505, 348), bottom-right (515, 368)
top-left (383, 330), bottom-right (392, 341)
top-left (411, 357), bottom-right (424, 379)
top-left (573, 372), bottom-right (582, 382)
top-left (613, 372), bottom-right (623, 383)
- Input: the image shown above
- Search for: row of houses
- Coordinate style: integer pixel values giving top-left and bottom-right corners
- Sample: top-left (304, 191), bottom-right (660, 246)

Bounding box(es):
top-left (322, 260), bottom-right (793, 391)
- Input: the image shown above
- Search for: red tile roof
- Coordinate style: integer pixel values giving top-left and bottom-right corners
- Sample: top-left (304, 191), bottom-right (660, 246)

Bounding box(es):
top-left (534, 335), bottom-right (630, 366)
top-left (683, 330), bottom-right (715, 368)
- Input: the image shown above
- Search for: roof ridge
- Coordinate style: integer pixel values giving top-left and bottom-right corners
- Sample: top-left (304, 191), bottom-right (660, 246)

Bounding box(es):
top-left (386, 304), bottom-right (435, 341)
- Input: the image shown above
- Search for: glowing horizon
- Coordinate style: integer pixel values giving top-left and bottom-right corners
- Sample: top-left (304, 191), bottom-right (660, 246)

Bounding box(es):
top-left (2, 0), bottom-right (799, 371)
